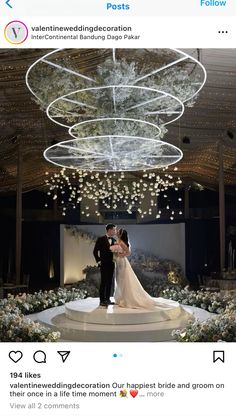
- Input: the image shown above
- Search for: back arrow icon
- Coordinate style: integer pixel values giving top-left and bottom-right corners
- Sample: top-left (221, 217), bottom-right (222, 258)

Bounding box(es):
top-left (6, 0), bottom-right (13, 8)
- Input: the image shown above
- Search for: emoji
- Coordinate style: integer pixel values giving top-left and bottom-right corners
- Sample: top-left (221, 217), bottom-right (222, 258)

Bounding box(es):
top-left (119, 389), bottom-right (128, 398)
top-left (130, 389), bottom-right (138, 398)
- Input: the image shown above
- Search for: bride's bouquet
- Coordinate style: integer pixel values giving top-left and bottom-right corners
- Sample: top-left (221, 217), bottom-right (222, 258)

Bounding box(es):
top-left (110, 244), bottom-right (123, 262)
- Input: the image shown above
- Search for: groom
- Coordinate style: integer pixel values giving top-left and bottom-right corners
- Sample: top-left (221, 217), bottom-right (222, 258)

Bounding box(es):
top-left (93, 224), bottom-right (117, 307)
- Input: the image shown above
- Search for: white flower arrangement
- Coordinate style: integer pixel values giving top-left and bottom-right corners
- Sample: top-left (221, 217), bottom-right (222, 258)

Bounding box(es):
top-left (67, 225), bottom-right (98, 244)
top-left (0, 311), bottom-right (60, 342)
top-left (129, 248), bottom-right (184, 284)
top-left (161, 287), bottom-right (236, 342)
top-left (161, 286), bottom-right (236, 314)
top-left (172, 311), bottom-right (236, 342)
top-left (0, 287), bottom-right (86, 342)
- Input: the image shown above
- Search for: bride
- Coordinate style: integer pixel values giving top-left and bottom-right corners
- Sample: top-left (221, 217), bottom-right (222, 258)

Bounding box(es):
top-left (112, 228), bottom-right (166, 310)
top-left (108, 228), bottom-right (192, 324)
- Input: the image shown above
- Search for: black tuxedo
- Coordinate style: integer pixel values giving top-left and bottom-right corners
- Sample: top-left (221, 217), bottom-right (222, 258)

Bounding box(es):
top-left (93, 235), bottom-right (116, 302)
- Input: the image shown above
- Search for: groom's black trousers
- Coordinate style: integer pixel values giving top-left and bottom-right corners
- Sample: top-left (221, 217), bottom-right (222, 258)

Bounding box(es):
top-left (100, 261), bottom-right (115, 302)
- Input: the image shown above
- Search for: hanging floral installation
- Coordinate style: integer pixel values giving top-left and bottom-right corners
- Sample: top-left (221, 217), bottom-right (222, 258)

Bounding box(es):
top-left (27, 49), bottom-right (206, 120)
top-left (26, 48), bottom-right (206, 219)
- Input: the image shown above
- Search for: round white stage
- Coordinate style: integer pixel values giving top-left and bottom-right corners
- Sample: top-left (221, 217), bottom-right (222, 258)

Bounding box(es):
top-left (32, 297), bottom-right (215, 342)
top-left (65, 297), bottom-right (186, 324)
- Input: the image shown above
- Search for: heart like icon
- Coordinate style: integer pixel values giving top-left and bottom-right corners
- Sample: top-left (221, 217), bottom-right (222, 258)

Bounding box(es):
top-left (130, 389), bottom-right (138, 398)
top-left (9, 351), bottom-right (23, 363)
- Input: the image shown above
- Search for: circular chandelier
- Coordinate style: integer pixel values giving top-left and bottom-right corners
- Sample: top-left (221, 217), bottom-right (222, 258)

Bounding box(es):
top-left (26, 48), bottom-right (206, 112)
top-left (26, 48), bottom-right (206, 172)
top-left (45, 85), bottom-right (185, 129)
top-left (44, 135), bottom-right (183, 172)
top-left (69, 117), bottom-right (161, 139)
top-left (26, 49), bottom-right (206, 219)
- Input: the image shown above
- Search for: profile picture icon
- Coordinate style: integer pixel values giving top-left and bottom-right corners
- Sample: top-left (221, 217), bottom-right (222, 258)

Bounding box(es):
top-left (4, 20), bottom-right (28, 44)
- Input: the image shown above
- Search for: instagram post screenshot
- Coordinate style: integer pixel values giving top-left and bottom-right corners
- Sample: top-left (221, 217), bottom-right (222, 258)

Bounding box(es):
top-left (0, 1), bottom-right (235, 418)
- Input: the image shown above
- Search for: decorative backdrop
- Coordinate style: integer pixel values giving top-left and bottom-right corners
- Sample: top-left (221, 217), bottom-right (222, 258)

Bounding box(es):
top-left (61, 223), bottom-right (186, 285)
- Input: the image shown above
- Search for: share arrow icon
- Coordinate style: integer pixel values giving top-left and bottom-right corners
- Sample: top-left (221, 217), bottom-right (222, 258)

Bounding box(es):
top-left (57, 351), bottom-right (71, 363)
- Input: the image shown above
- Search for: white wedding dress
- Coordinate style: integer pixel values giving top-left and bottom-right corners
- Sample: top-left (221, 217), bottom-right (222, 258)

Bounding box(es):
top-left (114, 241), bottom-right (178, 311)
top-left (114, 255), bottom-right (157, 309)
top-left (112, 241), bottom-right (194, 327)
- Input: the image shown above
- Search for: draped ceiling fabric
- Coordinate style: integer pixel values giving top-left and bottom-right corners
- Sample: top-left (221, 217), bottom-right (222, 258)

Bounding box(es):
top-left (0, 48), bottom-right (236, 193)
